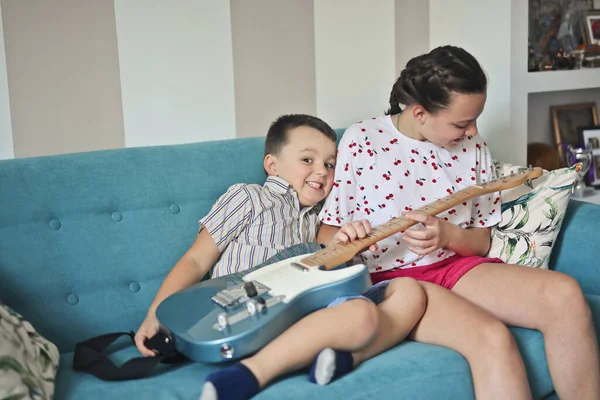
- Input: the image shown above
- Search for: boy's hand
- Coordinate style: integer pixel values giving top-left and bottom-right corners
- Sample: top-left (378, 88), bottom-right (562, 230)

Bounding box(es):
top-left (134, 313), bottom-right (160, 357)
top-left (332, 220), bottom-right (378, 253)
top-left (400, 211), bottom-right (452, 255)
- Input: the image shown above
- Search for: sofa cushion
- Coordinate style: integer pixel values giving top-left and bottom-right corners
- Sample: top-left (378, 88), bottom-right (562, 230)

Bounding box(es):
top-left (487, 162), bottom-right (577, 268)
top-left (57, 291), bottom-right (600, 399)
top-left (0, 301), bottom-right (60, 400)
top-left (54, 319), bottom-right (568, 400)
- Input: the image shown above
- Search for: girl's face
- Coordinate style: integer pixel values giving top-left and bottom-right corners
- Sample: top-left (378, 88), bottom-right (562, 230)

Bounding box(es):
top-left (420, 92), bottom-right (486, 147)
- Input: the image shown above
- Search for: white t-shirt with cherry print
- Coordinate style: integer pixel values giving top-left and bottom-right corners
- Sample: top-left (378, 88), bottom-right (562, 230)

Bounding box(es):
top-left (320, 115), bottom-right (501, 273)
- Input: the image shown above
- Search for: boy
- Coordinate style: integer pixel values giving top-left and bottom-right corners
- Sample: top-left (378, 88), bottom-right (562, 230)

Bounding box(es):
top-left (135, 114), bottom-right (425, 400)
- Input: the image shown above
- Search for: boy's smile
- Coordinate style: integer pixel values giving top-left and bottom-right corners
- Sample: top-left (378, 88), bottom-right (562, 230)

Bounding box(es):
top-left (264, 126), bottom-right (336, 207)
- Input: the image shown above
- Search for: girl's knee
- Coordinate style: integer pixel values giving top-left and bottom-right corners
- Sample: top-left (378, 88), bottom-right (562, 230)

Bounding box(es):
top-left (543, 273), bottom-right (590, 324)
top-left (386, 278), bottom-right (427, 314)
top-left (482, 320), bottom-right (516, 349)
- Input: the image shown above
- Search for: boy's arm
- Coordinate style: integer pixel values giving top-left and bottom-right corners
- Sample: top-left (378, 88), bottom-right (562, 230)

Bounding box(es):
top-left (135, 227), bottom-right (219, 356)
top-left (147, 227), bottom-right (219, 316)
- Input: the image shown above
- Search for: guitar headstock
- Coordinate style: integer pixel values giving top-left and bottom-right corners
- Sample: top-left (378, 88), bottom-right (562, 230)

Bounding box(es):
top-left (474, 166), bottom-right (543, 194)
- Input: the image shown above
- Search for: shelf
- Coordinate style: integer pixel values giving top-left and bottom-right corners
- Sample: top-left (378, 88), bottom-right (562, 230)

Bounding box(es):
top-left (526, 68), bottom-right (600, 94)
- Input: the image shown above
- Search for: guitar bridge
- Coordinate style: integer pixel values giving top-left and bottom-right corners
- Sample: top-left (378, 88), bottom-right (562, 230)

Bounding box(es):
top-left (212, 281), bottom-right (270, 308)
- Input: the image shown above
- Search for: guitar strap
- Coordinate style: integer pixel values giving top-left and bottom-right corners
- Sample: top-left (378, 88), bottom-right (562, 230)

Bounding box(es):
top-left (72, 331), bottom-right (187, 381)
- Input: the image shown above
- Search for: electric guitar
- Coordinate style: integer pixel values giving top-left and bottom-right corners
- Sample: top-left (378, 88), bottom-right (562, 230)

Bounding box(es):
top-left (156, 167), bottom-right (543, 363)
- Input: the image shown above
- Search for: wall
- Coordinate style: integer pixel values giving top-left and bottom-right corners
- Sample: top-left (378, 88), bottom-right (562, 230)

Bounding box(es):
top-left (2, 0), bottom-right (125, 159)
top-left (314, 1), bottom-right (395, 129)
top-left (114, 0), bottom-right (236, 147)
top-left (0, 1), bottom-right (12, 160)
top-left (528, 88), bottom-right (600, 145)
top-left (230, 0), bottom-right (316, 139)
top-left (395, 0), bottom-right (429, 75)
top-left (429, 0), bottom-right (516, 164)
top-left (2, 0), bottom-right (426, 158)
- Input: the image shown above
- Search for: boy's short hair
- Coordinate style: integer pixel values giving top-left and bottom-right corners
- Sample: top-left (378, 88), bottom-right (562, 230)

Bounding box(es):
top-left (264, 114), bottom-right (337, 159)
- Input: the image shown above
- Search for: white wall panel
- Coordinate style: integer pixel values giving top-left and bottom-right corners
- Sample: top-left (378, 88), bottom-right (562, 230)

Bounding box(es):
top-left (0, 2), bottom-right (14, 160)
top-left (114, 0), bottom-right (236, 147)
top-left (429, 0), bottom-right (518, 164)
top-left (314, 0), bottom-right (396, 129)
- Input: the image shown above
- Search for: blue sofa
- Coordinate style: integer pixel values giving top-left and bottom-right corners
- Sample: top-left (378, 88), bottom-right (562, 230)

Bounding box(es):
top-left (1, 132), bottom-right (599, 400)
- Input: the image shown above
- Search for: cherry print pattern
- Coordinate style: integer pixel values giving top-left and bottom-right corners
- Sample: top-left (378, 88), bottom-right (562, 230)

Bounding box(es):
top-left (320, 116), bottom-right (501, 273)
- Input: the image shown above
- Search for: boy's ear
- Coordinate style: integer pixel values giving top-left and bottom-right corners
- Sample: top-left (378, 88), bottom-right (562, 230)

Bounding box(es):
top-left (264, 154), bottom-right (278, 176)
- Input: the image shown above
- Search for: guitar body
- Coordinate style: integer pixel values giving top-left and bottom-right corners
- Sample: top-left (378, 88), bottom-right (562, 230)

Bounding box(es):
top-left (156, 243), bottom-right (371, 363)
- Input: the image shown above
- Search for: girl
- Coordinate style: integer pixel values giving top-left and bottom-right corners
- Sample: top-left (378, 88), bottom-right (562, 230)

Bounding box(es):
top-left (318, 46), bottom-right (600, 400)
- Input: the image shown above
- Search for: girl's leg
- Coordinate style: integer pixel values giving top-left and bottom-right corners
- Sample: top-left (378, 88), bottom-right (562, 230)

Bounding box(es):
top-left (409, 281), bottom-right (531, 400)
top-left (352, 277), bottom-right (427, 365)
top-left (453, 263), bottom-right (600, 400)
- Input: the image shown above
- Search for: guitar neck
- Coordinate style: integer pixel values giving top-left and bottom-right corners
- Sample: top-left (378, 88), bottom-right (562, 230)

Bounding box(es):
top-left (302, 185), bottom-right (487, 270)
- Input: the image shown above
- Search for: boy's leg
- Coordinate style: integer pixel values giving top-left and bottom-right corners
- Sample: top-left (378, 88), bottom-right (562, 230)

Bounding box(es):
top-left (453, 263), bottom-right (600, 400)
top-left (201, 298), bottom-right (380, 400)
top-left (408, 281), bottom-right (532, 400)
top-left (241, 298), bottom-right (378, 386)
top-left (309, 277), bottom-right (427, 385)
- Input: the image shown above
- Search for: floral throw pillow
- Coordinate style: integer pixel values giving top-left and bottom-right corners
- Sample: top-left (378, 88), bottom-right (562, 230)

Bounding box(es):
top-left (487, 162), bottom-right (578, 268)
top-left (0, 301), bottom-right (59, 400)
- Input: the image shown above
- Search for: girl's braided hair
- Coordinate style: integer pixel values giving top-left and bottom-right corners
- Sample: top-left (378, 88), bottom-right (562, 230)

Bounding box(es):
top-left (386, 45), bottom-right (487, 115)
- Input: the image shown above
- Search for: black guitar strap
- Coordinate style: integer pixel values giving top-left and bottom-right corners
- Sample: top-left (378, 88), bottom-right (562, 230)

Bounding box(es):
top-left (72, 331), bottom-right (187, 381)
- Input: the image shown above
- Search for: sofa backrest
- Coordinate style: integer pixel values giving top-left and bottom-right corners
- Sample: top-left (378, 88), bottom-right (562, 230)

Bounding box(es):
top-left (550, 199), bottom-right (600, 293)
top-left (0, 136), bottom-right (270, 352)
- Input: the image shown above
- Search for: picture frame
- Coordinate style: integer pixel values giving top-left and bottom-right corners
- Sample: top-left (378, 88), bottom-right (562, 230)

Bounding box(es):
top-left (551, 102), bottom-right (599, 162)
top-left (578, 125), bottom-right (600, 185)
top-left (582, 9), bottom-right (600, 45)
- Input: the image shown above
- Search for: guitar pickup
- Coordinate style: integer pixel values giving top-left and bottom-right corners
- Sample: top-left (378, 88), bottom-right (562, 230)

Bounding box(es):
top-left (211, 281), bottom-right (270, 308)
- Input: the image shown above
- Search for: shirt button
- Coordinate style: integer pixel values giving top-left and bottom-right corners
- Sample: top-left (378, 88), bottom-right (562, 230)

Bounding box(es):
top-left (169, 204), bottom-right (180, 214)
top-left (129, 282), bottom-right (141, 292)
top-left (111, 212), bottom-right (122, 222)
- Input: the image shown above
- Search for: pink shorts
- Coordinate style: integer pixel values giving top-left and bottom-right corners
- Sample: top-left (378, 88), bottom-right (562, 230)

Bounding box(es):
top-left (369, 254), bottom-right (503, 290)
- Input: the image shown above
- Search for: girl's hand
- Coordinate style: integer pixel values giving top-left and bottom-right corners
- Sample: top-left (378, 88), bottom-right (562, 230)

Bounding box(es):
top-left (134, 313), bottom-right (160, 357)
top-left (401, 211), bottom-right (453, 255)
top-left (331, 220), bottom-right (378, 253)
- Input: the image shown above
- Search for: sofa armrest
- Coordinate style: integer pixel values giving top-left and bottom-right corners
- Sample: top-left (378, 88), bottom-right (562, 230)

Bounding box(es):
top-left (549, 200), bottom-right (600, 295)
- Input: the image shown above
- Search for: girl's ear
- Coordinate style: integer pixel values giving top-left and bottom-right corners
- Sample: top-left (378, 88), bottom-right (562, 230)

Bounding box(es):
top-left (411, 105), bottom-right (428, 125)
top-left (264, 154), bottom-right (278, 176)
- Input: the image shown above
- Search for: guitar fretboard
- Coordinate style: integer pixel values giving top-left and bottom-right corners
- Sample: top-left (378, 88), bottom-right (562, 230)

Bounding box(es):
top-left (301, 186), bottom-right (484, 270)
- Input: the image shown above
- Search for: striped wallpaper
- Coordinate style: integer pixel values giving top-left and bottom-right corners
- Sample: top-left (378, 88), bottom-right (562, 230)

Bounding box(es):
top-left (0, 0), bottom-right (431, 160)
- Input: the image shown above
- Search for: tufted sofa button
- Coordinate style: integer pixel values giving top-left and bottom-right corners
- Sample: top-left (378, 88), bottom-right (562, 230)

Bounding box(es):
top-left (111, 212), bottom-right (122, 222)
top-left (49, 219), bottom-right (61, 230)
top-left (67, 294), bottom-right (79, 305)
top-left (129, 282), bottom-right (140, 293)
top-left (169, 204), bottom-right (180, 214)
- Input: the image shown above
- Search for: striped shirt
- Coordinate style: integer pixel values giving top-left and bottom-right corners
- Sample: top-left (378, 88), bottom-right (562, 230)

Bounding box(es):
top-left (199, 176), bottom-right (322, 278)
